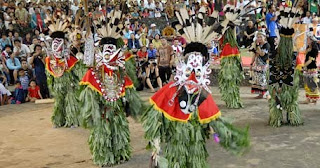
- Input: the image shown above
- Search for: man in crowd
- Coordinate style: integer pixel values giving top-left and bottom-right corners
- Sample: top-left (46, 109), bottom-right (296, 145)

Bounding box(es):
top-left (28, 45), bottom-right (49, 98)
top-left (13, 39), bottom-right (30, 60)
top-left (15, 2), bottom-right (28, 27)
top-left (148, 24), bottom-right (160, 39)
top-left (0, 33), bottom-right (12, 50)
top-left (266, 4), bottom-right (277, 54)
top-left (157, 38), bottom-right (173, 84)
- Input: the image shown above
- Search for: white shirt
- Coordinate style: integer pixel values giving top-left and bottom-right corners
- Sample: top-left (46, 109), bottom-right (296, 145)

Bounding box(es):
top-left (14, 44), bottom-right (30, 58)
top-left (70, 5), bottom-right (79, 16)
top-left (302, 17), bottom-right (312, 24)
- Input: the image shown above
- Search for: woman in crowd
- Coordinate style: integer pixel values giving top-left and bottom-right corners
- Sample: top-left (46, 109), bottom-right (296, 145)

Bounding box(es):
top-left (139, 33), bottom-right (149, 51)
top-left (152, 34), bottom-right (162, 49)
top-left (301, 35), bottom-right (320, 104)
top-left (250, 32), bottom-right (270, 99)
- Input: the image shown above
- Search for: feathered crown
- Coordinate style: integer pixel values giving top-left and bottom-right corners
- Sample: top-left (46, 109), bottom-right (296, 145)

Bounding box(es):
top-left (69, 12), bottom-right (85, 41)
top-left (93, 10), bottom-right (125, 45)
top-left (45, 13), bottom-right (72, 39)
top-left (276, 0), bottom-right (303, 31)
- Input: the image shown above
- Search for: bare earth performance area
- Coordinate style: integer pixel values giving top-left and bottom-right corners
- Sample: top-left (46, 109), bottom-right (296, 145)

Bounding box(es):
top-left (0, 88), bottom-right (320, 168)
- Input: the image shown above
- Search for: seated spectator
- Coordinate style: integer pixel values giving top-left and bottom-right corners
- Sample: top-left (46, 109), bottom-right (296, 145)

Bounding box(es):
top-left (141, 8), bottom-right (150, 18)
top-left (23, 33), bottom-right (32, 46)
top-left (243, 21), bottom-right (256, 48)
top-left (26, 80), bottom-right (43, 102)
top-left (0, 33), bottom-right (12, 50)
top-left (13, 32), bottom-right (23, 43)
top-left (0, 76), bottom-right (11, 105)
top-left (154, 1), bottom-right (163, 18)
top-left (152, 34), bottom-right (162, 49)
top-left (139, 33), bottom-right (150, 47)
top-left (15, 2), bottom-right (28, 27)
top-left (123, 26), bottom-right (134, 40)
top-left (302, 11), bottom-right (312, 24)
top-left (135, 30), bottom-right (142, 40)
top-left (131, 8), bottom-right (140, 20)
top-left (147, 43), bottom-right (157, 60)
top-left (128, 33), bottom-right (140, 52)
top-left (21, 59), bottom-right (33, 79)
top-left (165, 0), bottom-right (174, 18)
top-left (148, 24), bottom-right (160, 39)
top-left (29, 37), bottom-right (39, 53)
top-left (18, 68), bottom-right (29, 99)
top-left (131, 20), bottom-right (140, 32)
top-left (140, 23), bottom-right (148, 34)
top-left (6, 52), bottom-right (21, 84)
top-left (33, 29), bottom-right (41, 40)
top-left (174, 34), bottom-right (187, 48)
top-left (0, 58), bottom-right (10, 84)
top-left (13, 39), bottom-right (31, 59)
top-left (10, 81), bottom-right (25, 104)
top-left (1, 45), bottom-right (12, 62)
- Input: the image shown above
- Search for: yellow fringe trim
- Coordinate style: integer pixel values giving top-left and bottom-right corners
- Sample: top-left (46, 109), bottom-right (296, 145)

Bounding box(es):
top-left (150, 98), bottom-right (221, 124)
top-left (79, 81), bottom-right (102, 95)
top-left (150, 98), bottom-right (191, 123)
top-left (65, 60), bottom-right (79, 72)
top-left (221, 54), bottom-right (240, 59)
top-left (198, 110), bottom-right (221, 124)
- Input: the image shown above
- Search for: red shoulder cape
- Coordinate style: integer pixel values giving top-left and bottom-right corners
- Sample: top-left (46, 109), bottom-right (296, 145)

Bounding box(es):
top-left (79, 67), bottom-right (133, 97)
top-left (220, 43), bottom-right (240, 58)
top-left (45, 56), bottom-right (78, 77)
top-left (150, 82), bottom-right (221, 124)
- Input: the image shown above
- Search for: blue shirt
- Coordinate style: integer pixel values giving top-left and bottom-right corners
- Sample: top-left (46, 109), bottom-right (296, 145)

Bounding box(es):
top-left (0, 38), bottom-right (12, 50)
top-left (266, 13), bottom-right (277, 37)
top-left (19, 75), bottom-right (29, 90)
top-left (6, 58), bottom-right (21, 70)
top-left (147, 48), bottom-right (157, 59)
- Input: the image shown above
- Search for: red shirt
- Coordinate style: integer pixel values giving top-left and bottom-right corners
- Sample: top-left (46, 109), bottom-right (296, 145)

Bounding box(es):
top-left (36, 13), bottom-right (43, 30)
top-left (137, 50), bottom-right (148, 59)
top-left (28, 86), bottom-right (41, 99)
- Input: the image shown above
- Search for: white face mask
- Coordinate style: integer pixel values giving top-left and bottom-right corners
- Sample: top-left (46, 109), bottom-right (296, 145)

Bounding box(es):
top-left (95, 44), bottom-right (124, 70)
top-left (51, 38), bottom-right (65, 59)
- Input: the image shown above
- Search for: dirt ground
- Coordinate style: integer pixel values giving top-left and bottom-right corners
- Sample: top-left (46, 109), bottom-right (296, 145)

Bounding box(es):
top-left (0, 87), bottom-right (320, 168)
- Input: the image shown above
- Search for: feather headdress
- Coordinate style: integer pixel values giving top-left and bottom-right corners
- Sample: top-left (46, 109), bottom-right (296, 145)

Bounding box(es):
top-left (93, 10), bottom-right (125, 44)
top-left (44, 13), bottom-right (72, 39)
top-left (276, 0), bottom-right (303, 29)
top-left (69, 12), bottom-right (85, 42)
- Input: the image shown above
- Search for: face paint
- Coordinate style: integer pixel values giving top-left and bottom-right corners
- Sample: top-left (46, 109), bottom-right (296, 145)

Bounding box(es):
top-left (52, 38), bottom-right (64, 59)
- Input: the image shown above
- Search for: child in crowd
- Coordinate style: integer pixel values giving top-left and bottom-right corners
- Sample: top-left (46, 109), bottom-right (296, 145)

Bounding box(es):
top-left (18, 68), bottom-right (29, 99)
top-left (26, 80), bottom-right (42, 102)
top-left (10, 81), bottom-right (24, 104)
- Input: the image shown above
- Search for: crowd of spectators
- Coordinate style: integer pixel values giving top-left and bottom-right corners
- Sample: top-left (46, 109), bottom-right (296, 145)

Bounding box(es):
top-left (0, 0), bottom-right (319, 105)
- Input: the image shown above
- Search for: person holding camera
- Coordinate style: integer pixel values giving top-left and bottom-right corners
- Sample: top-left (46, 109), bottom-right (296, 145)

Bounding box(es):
top-left (29, 44), bottom-right (49, 98)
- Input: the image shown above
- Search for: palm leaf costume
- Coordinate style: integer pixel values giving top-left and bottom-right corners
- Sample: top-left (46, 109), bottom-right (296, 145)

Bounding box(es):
top-left (142, 7), bottom-right (250, 168)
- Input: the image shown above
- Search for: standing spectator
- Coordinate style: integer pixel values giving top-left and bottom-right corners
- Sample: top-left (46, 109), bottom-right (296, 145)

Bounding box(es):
top-left (147, 43), bottom-right (157, 60)
top-left (302, 11), bottom-right (312, 24)
top-left (31, 8), bottom-right (46, 31)
top-left (250, 32), bottom-right (270, 99)
top-left (70, 0), bottom-right (79, 16)
top-left (266, 4), bottom-right (277, 54)
top-left (0, 33), bottom-right (12, 50)
top-left (243, 21), bottom-right (256, 48)
top-left (171, 39), bottom-right (183, 57)
top-left (157, 38), bottom-right (173, 84)
top-left (28, 45), bottom-right (49, 98)
top-left (175, 34), bottom-right (187, 48)
top-left (148, 23), bottom-right (160, 39)
top-left (128, 33), bottom-right (140, 52)
top-left (6, 52), bottom-right (21, 84)
top-left (152, 34), bottom-right (162, 49)
top-left (15, 2), bottom-right (29, 27)
top-left (309, 0), bottom-right (318, 15)
top-left (13, 39), bottom-right (30, 60)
